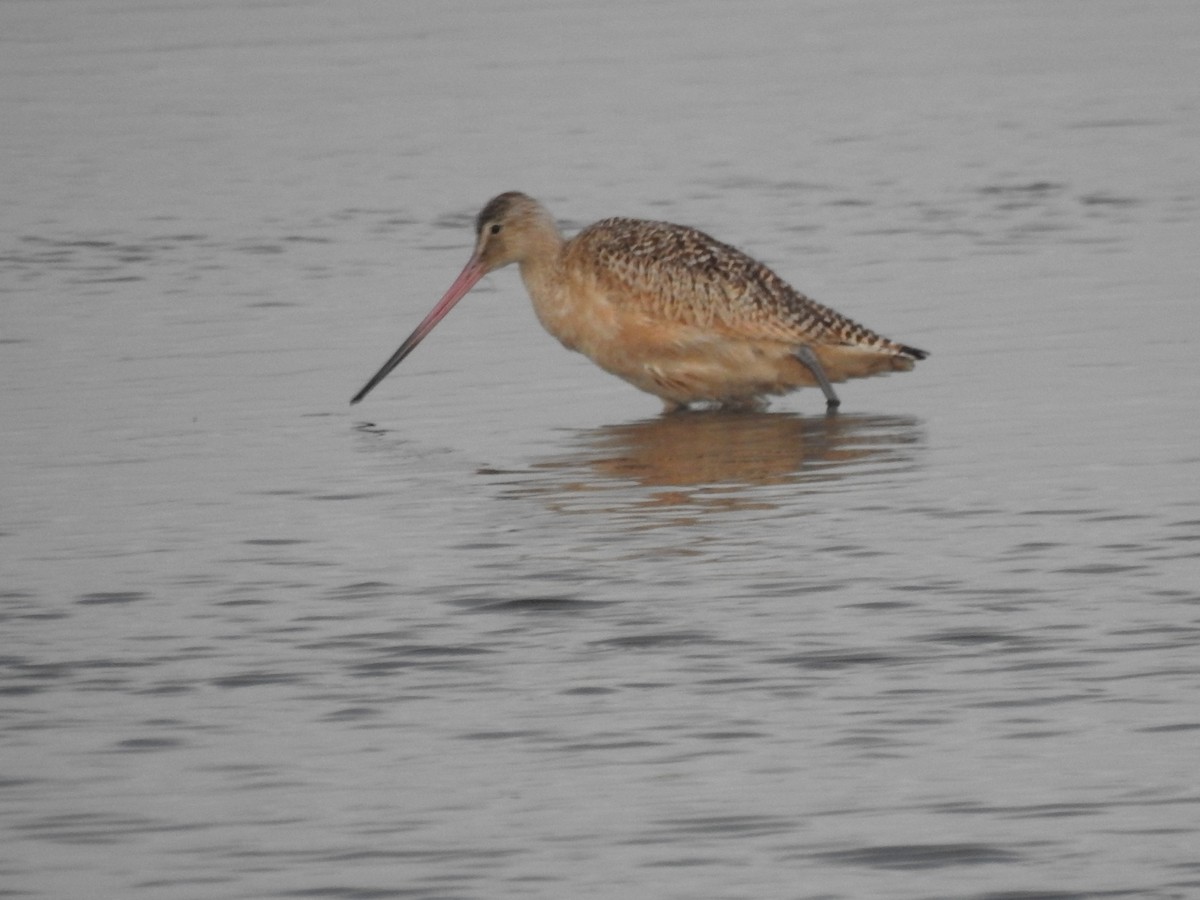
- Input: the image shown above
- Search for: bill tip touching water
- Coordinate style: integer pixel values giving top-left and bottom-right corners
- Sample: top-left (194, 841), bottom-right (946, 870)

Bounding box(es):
top-left (350, 191), bottom-right (927, 412)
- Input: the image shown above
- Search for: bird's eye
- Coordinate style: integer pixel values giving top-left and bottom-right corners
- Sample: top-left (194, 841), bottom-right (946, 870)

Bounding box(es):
top-left (489, 223), bottom-right (502, 235)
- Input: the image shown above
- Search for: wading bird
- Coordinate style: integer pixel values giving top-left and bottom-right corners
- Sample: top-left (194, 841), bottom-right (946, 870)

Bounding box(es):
top-left (351, 192), bottom-right (926, 412)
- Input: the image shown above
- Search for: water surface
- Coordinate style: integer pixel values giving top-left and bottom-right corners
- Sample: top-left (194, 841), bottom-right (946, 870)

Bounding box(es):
top-left (3, 2), bottom-right (1199, 898)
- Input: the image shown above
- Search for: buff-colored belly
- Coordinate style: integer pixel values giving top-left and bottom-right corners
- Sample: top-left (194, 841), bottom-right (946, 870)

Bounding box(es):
top-left (574, 313), bottom-right (816, 406)
top-left (525, 266), bottom-right (911, 409)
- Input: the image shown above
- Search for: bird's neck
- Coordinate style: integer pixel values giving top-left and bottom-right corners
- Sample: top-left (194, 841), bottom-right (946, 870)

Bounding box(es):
top-left (518, 248), bottom-right (563, 314)
top-left (515, 223), bottom-right (566, 302)
top-left (519, 233), bottom-right (592, 352)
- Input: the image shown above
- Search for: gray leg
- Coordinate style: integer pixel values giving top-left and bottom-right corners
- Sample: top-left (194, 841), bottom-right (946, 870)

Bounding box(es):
top-left (793, 345), bottom-right (841, 409)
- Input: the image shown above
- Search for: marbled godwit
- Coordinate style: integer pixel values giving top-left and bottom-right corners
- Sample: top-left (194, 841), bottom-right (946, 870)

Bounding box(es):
top-left (351, 192), bottom-right (926, 411)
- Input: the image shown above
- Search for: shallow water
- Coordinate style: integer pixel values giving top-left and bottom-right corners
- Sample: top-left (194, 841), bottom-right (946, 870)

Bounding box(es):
top-left (3, 1), bottom-right (1200, 898)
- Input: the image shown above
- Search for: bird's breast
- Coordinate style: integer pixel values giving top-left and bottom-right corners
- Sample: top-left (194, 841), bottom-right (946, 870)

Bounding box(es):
top-left (520, 260), bottom-right (621, 356)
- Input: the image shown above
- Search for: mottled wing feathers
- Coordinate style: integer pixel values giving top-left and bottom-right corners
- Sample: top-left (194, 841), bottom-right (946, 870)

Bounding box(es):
top-left (569, 217), bottom-right (925, 359)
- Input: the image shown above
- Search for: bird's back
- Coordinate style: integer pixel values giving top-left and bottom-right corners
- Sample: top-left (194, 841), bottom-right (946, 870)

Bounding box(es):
top-left (566, 216), bottom-right (924, 360)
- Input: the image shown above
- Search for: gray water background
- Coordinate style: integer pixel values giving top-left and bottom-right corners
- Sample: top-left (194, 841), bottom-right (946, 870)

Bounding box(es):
top-left (3, 2), bottom-right (1199, 898)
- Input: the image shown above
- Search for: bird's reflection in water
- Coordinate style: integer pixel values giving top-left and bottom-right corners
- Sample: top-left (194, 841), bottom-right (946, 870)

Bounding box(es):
top-left (504, 411), bottom-right (926, 514)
